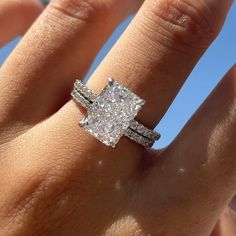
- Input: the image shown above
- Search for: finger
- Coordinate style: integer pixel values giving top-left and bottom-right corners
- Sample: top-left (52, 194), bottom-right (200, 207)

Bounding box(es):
top-left (166, 65), bottom-right (236, 189)
top-left (0, 0), bottom-right (142, 131)
top-left (143, 65), bottom-right (236, 235)
top-left (0, 0), bottom-right (44, 47)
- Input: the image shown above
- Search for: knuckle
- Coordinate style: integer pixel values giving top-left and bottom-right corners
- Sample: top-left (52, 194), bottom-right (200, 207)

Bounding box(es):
top-left (141, 0), bottom-right (218, 53)
top-left (48, 0), bottom-right (112, 23)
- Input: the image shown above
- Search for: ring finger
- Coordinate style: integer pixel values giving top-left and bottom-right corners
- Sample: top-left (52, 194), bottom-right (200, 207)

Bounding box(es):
top-left (43, 0), bottom-right (233, 177)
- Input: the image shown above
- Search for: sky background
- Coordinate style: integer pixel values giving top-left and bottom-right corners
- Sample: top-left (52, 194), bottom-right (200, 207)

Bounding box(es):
top-left (0, 2), bottom-right (236, 148)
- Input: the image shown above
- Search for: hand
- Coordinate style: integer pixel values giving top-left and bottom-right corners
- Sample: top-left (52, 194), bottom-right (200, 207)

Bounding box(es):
top-left (0, 0), bottom-right (235, 235)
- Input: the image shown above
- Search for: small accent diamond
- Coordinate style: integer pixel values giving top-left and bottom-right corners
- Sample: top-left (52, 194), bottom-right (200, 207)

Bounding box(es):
top-left (74, 80), bottom-right (97, 101)
top-left (71, 90), bottom-right (92, 109)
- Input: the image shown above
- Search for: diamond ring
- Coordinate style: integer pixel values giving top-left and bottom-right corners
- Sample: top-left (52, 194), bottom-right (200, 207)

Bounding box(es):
top-left (71, 78), bottom-right (161, 148)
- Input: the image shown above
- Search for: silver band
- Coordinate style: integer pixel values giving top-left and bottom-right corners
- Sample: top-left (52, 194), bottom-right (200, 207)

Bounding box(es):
top-left (71, 80), bottom-right (160, 148)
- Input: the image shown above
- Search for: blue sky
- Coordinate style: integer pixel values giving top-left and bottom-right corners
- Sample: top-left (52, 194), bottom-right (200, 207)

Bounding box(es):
top-left (0, 2), bottom-right (236, 148)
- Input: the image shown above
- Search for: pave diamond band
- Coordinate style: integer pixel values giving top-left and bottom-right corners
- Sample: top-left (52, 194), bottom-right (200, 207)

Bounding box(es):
top-left (71, 79), bottom-right (161, 148)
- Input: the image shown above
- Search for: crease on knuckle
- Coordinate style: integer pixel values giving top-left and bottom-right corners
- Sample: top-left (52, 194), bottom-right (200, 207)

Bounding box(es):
top-left (141, 0), bottom-right (217, 53)
top-left (48, 0), bottom-right (111, 24)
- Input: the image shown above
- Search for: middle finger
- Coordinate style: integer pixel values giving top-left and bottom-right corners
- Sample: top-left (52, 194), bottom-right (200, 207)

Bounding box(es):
top-left (86, 0), bottom-right (232, 129)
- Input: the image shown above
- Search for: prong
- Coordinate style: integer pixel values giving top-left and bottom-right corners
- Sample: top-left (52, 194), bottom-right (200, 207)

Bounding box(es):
top-left (108, 77), bottom-right (114, 86)
top-left (155, 133), bottom-right (161, 140)
top-left (79, 119), bottom-right (88, 127)
top-left (79, 122), bottom-right (85, 128)
top-left (138, 99), bottom-right (145, 106)
top-left (110, 142), bottom-right (116, 148)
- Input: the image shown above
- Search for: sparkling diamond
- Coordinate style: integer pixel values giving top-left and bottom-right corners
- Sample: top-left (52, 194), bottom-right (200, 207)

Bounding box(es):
top-left (82, 79), bottom-right (145, 147)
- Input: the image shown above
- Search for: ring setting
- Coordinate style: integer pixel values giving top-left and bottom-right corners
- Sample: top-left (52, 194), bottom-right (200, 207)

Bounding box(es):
top-left (71, 78), bottom-right (160, 148)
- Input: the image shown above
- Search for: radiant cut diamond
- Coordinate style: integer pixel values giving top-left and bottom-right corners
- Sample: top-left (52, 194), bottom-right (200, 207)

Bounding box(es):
top-left (81, 79), bottom-right (145, 147)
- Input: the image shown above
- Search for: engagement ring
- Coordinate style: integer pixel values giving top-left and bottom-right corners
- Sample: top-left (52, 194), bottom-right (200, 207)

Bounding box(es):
top-left (71, 78), bottom-right (160, 148)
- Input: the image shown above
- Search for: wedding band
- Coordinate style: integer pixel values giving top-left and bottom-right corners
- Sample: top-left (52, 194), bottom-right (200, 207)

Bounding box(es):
top-left (71, 78), bottom-right (161, 148)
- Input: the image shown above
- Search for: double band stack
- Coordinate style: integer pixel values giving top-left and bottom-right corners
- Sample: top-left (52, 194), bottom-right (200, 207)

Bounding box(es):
top-left (71, 78), bottom-right (161, 148)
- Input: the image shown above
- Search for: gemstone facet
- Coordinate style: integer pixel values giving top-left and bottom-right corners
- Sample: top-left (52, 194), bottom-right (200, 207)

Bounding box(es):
top-left (81, 79), bottom-right (145, 147)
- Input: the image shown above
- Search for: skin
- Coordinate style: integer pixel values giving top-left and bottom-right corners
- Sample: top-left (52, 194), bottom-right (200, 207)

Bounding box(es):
top-left (0, 0), bottom-right (236, 235)
top-left (0, 0), bottom-right (44, 46)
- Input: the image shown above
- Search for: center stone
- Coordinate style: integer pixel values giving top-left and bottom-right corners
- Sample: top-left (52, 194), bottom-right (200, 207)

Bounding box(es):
top-left (81, 79), bottom-right (145, 147)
